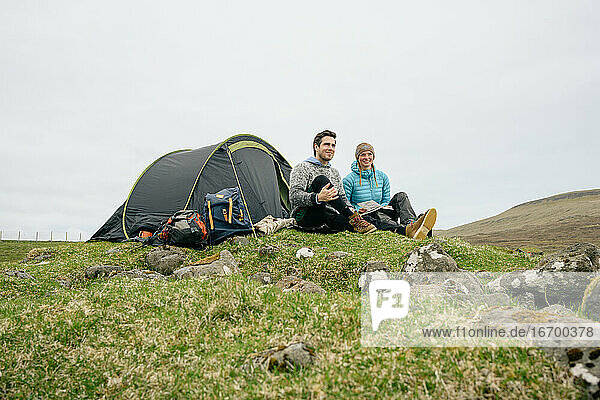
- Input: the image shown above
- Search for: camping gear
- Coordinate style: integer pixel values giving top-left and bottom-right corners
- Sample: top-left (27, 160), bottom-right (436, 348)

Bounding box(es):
top-left (148, 209), bottom-right (208, 248)
top-left (254, 215), bottom-right (296, 236)
top-left (203, 188), bottom-right (253, 245)
top-left (91, 134), bottom-right (292, 242)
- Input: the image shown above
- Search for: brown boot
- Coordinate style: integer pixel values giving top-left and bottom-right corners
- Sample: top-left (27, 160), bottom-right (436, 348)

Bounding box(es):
top-left (406, 208), bottom-right (437, 239)
top-left (348, 212), bottom-right (377, 234)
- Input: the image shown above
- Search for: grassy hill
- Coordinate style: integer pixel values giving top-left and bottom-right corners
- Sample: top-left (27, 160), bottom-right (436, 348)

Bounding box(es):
top-left (0, 232), bottom-right (584, 399)
top-left (437, 189), bottom-right (600, 253)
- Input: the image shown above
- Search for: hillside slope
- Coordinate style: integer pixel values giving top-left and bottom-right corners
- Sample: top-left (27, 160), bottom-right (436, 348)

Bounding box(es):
top-left (438, 189), bottom-right (600, 252)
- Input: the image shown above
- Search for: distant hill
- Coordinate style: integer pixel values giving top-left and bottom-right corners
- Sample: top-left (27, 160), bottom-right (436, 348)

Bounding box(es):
top-left (437, 189), bottom-right (600, 253)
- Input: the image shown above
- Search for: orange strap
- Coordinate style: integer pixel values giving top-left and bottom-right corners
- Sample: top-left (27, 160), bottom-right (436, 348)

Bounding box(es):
top-left (228, 198), bottom-right (233, 224)
top-left (207, 200), bottom-right (214, 230)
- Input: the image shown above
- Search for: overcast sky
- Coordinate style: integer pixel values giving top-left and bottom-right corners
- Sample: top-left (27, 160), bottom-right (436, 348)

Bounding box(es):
top-left (1, 1), bottom-right (598, 240)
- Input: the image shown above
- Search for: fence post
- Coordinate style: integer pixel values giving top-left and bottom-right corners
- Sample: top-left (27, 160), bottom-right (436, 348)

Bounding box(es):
top-left (36, 232), bottom-right (39, 241)
top-left (18, 231), bottom-right (21, 241)
top-left (65, 232), bottom-right (68, 242)
top-left (79, 233), bottom-right (82, 242)
top-left (50, 231), bottom-right (53, 241)
top-left (0, 230), bottom-right (2, 241)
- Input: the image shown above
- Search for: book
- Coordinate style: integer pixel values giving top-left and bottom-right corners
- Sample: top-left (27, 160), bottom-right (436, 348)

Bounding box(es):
top-left (357, 200), bottom-right (393, 215)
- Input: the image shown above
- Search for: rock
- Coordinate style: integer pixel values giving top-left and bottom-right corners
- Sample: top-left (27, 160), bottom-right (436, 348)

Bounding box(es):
top-left (411, 284), bottom-right (444, 297)
top-left (453, 293), bottom-right (511, 307)
top-left (295, 247), bottom-right (314, 259)
top-left (21, 248), bottom-right (52, 263)
top-left (515, 292), bottom-right (536, 310)
top-left (475, 271), bottom-right (495, 282)
top-left (326, 251), bottom-right (351, 261)
top-left (540, 304), bottom-right (576, 317)
top-left (172, 250), bottom-right (239, 279)
top-left (403, 242), bottom-right (459, 273)
top-left (230, 236), bottom-right (250, 245)
top-left (538, 243), bottom-right (600, 272)
top-left (486, 270), bottom-right (595, 309)
top-left (441, 279), bottom-right (470, 294)
top-left (248, 272), bottom-right (272, 285)
top-left (582, 276), bottom-right (600, 320)
top-left (145, 247), bottom-right (187, 275)
top-left (259, 245), bottom-right (279, 256)
top-left (111, 269), bottom-right (168, 281)
top-left (477, 305), bottom-right (600, 398)
top-left (275, 276), bottom-right (325, 294)
top-left (56, 278), bottom-right (72, 288)
top-left (402, 271), bottom-right (484, 295)
top-left (3, 270), bottom-right (35, 280)
top-left (245, 342), bottom-right (316, 371)
top-left (358, 270), bottom-right (389, 291)
top-left (85, 265), bottom-right (124, 279)
top-left (364, 260), bottom-right (389, 272)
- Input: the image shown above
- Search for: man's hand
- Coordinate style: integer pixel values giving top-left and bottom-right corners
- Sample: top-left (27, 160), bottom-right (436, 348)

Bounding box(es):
top-left (358, 208), bottom-right (367, 213)
top-left (317, 183), bottom-right (339, 203)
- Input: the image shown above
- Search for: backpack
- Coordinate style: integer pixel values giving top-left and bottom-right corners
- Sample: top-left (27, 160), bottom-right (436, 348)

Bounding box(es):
top-left (148, 209), bottom-right (208, 248)
top-left (203, 187), bottom-right (253, 245)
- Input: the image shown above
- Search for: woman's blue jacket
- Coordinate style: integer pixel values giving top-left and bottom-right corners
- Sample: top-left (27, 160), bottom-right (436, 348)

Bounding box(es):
top-left (342, 161), bottom-right (390, 211)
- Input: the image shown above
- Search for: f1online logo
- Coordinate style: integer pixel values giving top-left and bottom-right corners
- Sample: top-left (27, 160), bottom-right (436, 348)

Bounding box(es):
top-left (369, 279), bottom-right (410, 331)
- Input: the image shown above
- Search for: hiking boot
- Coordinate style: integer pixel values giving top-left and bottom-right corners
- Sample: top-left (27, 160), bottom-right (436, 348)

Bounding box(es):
top-left (406, 208), bottom-right (437, 239)
top-left (348, 212), bottom-right (377, 234)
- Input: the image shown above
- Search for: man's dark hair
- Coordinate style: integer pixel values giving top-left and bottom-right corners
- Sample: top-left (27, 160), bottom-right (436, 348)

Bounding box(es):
top-left (313, 130), bottom-right (337, 156)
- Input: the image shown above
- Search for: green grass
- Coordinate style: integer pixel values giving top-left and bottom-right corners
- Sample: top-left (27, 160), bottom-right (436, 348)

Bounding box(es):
top-left (0, 232), bottom-right (583, 399)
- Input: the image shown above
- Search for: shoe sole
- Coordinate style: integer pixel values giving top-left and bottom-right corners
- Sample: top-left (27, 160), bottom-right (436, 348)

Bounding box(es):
top-left (362, 226), bottom-right (377, 234)
top-left (414, 208), bottom-right (437, 239)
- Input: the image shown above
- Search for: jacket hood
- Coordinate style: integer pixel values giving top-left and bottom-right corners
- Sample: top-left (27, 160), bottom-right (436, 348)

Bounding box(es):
top-left (305, 156), bottom-right (330, 167)
top-left (351, 160), bottom-right (375, 178)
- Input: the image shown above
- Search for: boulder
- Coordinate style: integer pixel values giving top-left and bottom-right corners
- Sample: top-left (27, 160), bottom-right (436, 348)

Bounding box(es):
top-left (245, 342), bottom-right (316, 372)
top-left (3, 270), bottom-right (35, 280)
top-left (540, 304), bottom-right (576, 317)
top-left (230, 236), bottom-right (250, 245)
top-left (172, 250), bottom-right (239, 279)
top-left (145, 247), bottom-right (187, 275)
top-left (21, 248), bottom-right (52, 263)
top-left (364, 260), bottom-right (389, 272)
top-left (403, 242), bottom-right (459, 273)
top-left (85, 265), bottom-right (124, 279)
top-left (110, 269), bottom-right (168, 281)
top-left (402, 271), bottom-right (483, 295)
top-left (295, 247), bottom-right (314, 259)
top-left (486, 270), bottom-right (595, 309)
top-left (538, 243), bottom-right (600, 272)
top-left (582, 276), bottom-right (600, 320)
top-left (358, 270), bottom-right (389, 292)
top-left (275, 276), bottom-right (325, 294)
top-left (259, 245), bottom-right (279, 256)
top-left (248, 272), bottom-right (272, 285)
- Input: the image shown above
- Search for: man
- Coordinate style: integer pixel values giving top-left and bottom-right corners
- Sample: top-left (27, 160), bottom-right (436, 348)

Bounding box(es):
top-left (289, 130), bottom-right (377, 234)
top-left (342, 142), bottom-right (436, 239)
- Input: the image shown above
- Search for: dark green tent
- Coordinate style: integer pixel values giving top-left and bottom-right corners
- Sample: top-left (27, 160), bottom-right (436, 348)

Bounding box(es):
top-left (91, 134), bottom-right (291, 241)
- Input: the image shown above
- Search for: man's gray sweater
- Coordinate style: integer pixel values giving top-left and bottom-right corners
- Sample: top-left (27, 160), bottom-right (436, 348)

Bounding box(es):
top-left (289, 157), bottom-right (352, 218)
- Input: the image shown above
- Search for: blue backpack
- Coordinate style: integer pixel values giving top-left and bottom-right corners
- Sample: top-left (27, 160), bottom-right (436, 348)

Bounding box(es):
top-left (203, 187), bottom-right (253, 245)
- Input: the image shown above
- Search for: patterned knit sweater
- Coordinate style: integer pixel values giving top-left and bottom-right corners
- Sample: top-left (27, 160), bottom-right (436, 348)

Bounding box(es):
top-left (289, 157), bottom-right (351, 218)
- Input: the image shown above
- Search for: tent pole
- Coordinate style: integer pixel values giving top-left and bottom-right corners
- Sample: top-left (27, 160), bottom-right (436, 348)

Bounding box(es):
top-left (226, 148), bottom-right (257, 238)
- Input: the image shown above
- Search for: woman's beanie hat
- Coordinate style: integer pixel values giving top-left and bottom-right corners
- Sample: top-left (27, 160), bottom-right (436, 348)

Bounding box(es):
top-left (355, 142), bottom-right (375, 160)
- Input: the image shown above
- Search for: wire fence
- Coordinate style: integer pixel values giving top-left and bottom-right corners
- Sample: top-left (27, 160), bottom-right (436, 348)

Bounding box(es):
top-left (0, 230), bottom-right (88, 242)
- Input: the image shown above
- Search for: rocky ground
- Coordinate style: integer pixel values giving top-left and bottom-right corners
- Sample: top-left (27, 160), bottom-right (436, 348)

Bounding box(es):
top-left (2, 231), bottom-right (599, 398)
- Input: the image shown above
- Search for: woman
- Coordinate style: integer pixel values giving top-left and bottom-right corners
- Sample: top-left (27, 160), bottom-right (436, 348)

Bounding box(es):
top-left (342, 142), bottom-right (436, 239)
